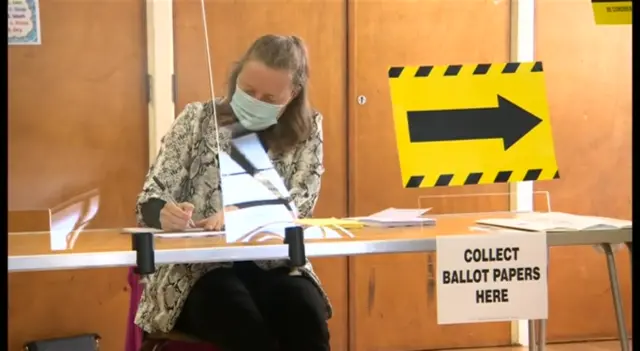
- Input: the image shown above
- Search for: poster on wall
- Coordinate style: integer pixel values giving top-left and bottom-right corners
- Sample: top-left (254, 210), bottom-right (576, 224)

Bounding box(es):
top-left (8, 0), bottom-right (41, 45)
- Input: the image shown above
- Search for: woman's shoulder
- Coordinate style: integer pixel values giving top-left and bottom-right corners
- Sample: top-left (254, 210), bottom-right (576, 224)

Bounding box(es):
top-left (173, 101), bottom-right (209, 129)
top-left (178, 100), bottom-right (218, 122)
top-left (310, 108), bottom-right (323, 123)
top-left (174, 99), bottom-right (233, 135)
top-left (308, 109), bottom-right (323, 137)
top-left (280, 109), bottom-right (323, 157)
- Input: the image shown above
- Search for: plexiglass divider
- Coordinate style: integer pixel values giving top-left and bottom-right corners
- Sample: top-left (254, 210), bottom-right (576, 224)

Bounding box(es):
top-left (416, 190), bottom-right (552, 234)
top-left (418, 191), bottom-right (552, 216)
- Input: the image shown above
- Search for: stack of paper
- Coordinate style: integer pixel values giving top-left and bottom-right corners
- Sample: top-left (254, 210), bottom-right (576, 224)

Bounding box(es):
top-left (355, 207), bottom-right (436, 228)
top-left (476, 212), bottom-right (632, 232)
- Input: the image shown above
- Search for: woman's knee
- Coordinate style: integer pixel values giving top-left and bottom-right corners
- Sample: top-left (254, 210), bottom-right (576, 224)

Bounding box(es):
top-left (264, 276), bottom-right (330, 350)
top-left (176, 269), bottom-right (270, 346)
top-left (184, 269), bottom-right (261, 318)
top-left (268, 276), bottom-right (328, 324)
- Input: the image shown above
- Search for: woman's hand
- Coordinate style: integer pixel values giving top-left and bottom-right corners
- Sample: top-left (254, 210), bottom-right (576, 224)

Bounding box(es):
top-left (195, 206), bottom-right (239, 230)
top-left (159, 202), bottom-right (195, 231)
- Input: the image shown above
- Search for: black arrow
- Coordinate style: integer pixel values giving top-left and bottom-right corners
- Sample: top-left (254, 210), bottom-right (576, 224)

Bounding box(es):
top-left (406, 95), bottom-right (542, 151)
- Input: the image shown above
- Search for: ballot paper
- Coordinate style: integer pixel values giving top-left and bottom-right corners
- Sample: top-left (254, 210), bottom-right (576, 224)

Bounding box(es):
top-left (476, 212), bottom-right (632, 232)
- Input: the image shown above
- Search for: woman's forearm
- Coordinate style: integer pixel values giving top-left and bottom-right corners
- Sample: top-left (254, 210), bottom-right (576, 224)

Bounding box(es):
top-left (140, 198), bottom-right (167, 229)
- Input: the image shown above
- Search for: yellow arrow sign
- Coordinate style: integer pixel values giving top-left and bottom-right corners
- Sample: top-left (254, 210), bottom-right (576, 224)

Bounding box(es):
top-left (387, 61), bottom-right (559, 188)
top-left (592, 0), bottom-right (632, 25)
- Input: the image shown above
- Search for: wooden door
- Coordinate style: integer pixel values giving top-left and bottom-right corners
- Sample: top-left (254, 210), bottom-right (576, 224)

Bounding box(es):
top-left (348, 1), bottom-right (513, 350)
top-left (172, 1), bottom-right (349, 350)
top-left (534, 0), bottom-right (632, 342)
top-left (7, 0), bottom-right (148, 350)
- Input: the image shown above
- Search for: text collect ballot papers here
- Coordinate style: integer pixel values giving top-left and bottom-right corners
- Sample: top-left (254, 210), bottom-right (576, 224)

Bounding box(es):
top-left (436, 231), bottom-right (548, 325)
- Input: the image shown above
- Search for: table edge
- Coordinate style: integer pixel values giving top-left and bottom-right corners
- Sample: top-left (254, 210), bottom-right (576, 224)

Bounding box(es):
top-left (7, 228), bottom-right (632, 272)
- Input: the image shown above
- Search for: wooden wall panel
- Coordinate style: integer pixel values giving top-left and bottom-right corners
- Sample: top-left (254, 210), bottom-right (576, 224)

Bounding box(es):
top-left (534, 0), bottom-right (632, 342)
top-left (348, 1), bottom-right (512, 350)
top-left (172, 1), bottom-right (349, 350)
top-left (7, 0), bottom-right (148, 350)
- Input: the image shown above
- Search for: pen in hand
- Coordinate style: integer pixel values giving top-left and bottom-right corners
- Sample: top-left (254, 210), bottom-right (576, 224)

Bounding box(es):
top-left (152, 176), bottom-right (197, 229)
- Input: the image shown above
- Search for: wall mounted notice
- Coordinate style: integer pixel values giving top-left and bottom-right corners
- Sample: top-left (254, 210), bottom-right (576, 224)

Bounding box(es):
top-left (436, 231), bottom-right (548, 325)
top-left (592, 0), bottom-right (632, 25)
top-left (8, 0), bottom-right (41, 45)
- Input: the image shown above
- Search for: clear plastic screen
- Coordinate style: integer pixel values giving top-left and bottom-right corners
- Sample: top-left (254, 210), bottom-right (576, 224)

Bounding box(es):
top-left (416, 190), bottom-right (552, 231)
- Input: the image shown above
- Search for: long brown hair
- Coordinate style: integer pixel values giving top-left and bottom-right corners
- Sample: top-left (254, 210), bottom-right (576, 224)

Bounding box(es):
top-left (219, 35), bottom-right (313, 153)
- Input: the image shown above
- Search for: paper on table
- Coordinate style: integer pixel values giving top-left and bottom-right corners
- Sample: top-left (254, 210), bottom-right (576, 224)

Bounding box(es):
top-left (477, 212), bottom-right (632, 232)
top-left (154, 231), bottom-right (224, 239)
top-left (352, 208), bottom-right (436, 228)
top-left (155, 224), bottom-right (351, 240)
top-left (296, 218), bottom-right (364, 229)
top-left (357, 217), bottom-right (436, 228)
top-left (122, 227), bottom-right (225, 239)
top-left (123, 218), bottom-right (363, 241)
top-left (368, 207), bottom-right (432, 220)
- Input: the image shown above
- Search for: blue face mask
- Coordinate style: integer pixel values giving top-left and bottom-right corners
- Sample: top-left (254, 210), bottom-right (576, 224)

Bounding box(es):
top-left (229, 86), bottom-right (285, 131)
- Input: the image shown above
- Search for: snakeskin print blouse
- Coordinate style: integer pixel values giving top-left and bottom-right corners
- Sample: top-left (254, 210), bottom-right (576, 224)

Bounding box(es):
top-left (134, 100), bottom-right (331, 333)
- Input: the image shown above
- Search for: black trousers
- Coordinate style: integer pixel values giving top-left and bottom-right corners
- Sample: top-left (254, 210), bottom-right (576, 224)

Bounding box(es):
top-left (174, 261), bottom-right (330, 351)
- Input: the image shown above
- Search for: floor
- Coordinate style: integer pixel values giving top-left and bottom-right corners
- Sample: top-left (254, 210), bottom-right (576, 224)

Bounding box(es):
top-left (444, 340), bottom-right (631, 350)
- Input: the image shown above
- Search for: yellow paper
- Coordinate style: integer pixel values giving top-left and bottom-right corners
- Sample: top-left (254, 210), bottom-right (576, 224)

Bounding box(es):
top-left (296, 218), bottom-right (364, 229)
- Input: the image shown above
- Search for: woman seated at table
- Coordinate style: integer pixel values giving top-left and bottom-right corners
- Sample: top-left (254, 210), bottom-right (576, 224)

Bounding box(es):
top-left (135, 34), bottom-right (331, 351)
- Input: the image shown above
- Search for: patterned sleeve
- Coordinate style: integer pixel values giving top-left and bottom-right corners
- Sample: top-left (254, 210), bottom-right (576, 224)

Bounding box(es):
top-left (289, 112), bottom-right (325, 218)
top-left (135, 103), bottom-right (199, 225)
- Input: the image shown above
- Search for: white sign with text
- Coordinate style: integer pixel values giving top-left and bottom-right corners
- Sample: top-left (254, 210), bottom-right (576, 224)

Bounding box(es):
top-left (436, 231), bottom-right (548, 325)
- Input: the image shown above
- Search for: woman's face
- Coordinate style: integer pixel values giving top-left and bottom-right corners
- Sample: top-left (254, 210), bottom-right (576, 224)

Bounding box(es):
top-left (236, 60), bottom-right (294, 105)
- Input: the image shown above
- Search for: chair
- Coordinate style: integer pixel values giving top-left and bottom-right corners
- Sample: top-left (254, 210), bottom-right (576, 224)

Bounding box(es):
top-left (125, 267), bottom-right (220, 351)
top-left (125, 267), bottom-right (143, 351)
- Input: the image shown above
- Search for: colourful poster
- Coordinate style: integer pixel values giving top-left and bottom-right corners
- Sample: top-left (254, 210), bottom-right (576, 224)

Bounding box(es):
top-left (8, 0), bottom-right (41, 45)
